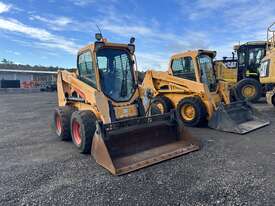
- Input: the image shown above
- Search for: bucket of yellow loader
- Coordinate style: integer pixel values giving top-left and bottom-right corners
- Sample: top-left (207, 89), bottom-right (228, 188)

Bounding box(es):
top-left (208, 101), bottom-right (270, 134)
top-left (91, 111), bottom-right (199, 175)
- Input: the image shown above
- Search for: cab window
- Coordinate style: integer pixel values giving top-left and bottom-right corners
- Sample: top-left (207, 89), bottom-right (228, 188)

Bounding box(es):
top-left (97, 56), bottom-right (108, 72)
top-left (238, 51), bottom-right (246, 66)
top-left (78, 51), bottom-right (97, 87)
top-left (171, 57), bottom-right (196, 80)
top-left (248, 48), bottom-right (265, 66)
top-left (259, 60), bottom-right (270, 77)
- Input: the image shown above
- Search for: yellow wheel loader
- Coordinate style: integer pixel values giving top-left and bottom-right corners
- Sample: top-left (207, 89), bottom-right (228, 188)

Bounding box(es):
top-left (142, 50), bottom-right (269, 134)
top-left (259, 22), bottom-right (275, 106)
top-left (215, 22), bottom-right (275, 102)
top-left (215, 41), bottom-right (266, 102)
top-left (53, 34), bottom-right (199, 175)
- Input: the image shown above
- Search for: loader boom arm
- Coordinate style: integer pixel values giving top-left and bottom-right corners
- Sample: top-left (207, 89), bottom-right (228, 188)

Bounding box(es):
top-left (57, 70), bottom-right (99, 113)
top-left (142, 70), bottom-right (206, 95)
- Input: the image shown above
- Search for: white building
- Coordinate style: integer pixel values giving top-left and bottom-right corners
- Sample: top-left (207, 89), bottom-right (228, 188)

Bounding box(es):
top-left (0, 69), bottom-right (57, 82)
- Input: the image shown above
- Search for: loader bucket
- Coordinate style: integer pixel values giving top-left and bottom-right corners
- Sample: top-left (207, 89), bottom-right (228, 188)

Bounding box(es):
top-left (91, 111), bottom-right (199, 175)
top-left (208, 101), bottom-right (270, 134)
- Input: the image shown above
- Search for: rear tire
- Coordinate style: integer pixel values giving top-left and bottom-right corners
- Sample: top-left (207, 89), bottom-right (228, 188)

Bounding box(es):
top-left (176, 97), bottom-right (206, 127)
top-left (71, 110), bottom-right (97, 154)
top-left (54, 106), bottom-right (75, 141)
top-left (150, 96), bottom-right (172, 114)
top-left (236, 78), bottom-right (262, 102)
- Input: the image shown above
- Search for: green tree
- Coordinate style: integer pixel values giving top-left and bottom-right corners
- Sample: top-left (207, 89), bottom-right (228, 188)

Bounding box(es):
top-left (1, 58), bottom-right (8, 64)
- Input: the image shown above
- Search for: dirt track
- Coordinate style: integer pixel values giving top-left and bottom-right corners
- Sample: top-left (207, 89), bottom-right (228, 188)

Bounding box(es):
top-left (1, 93), bottom-right (275, 205)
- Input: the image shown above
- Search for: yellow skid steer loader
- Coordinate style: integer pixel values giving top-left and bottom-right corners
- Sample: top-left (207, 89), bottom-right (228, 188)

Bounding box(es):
top-left (53, 34), bottom-right (199, 175)
top-left (142, 50), bottom-right (269, 134)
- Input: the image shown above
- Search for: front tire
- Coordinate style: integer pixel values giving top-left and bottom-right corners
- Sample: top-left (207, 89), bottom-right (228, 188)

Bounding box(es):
top-left (236, 78), bottom-right (262, 102)
top-left (176, 97), bottom-right (206, 127)
top-left (71, 110), bottom-right (97, 154)
top-left (150, 96), bottom-right (172, 114)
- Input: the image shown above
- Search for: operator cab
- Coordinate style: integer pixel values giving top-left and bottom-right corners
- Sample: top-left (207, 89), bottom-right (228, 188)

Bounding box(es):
top-left (170, 50), bottom-right (217, 92)
top-left (77, 34), bottom-right (138, 102)
top-left (234, 41), bottom-right (266, 81)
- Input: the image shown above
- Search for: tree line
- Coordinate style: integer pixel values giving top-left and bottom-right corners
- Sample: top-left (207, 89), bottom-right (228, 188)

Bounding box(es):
top-left (0, 58), bottom-right (69, 71)
top-left (0, 58), bottom-right (145, 82)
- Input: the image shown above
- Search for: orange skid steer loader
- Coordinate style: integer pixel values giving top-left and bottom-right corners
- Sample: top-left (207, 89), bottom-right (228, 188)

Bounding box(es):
top-left (53, 34), bottom-right (199, 175)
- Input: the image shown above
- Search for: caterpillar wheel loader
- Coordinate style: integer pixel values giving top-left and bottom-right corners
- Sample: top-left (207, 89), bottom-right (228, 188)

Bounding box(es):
top-left (142, 50), bottom-right (269, 134)
top-left (215, 41), bottom-right (267, 102)
top-left (259, 22), bottom-right (275, 106)
top-left (53, 34), bottom-right (199, 175)
top-left (215, 22), bottom-right (275, 102)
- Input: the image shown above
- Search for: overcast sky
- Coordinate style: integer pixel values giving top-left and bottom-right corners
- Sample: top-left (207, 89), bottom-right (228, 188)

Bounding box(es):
top-left (0, 0), bottom-right (274, 70)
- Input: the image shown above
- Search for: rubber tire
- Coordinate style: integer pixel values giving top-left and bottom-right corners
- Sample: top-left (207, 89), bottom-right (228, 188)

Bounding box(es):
top-left (235, 78), bottom-right (262, 102)
top-left (70, 110), bottom-right (97, 154)
top-left (176, 97), bottom-right (207, 127)
top-left (151, 96), bottom-right (172, 114)
top-left (54, 106), bottom-right (75, 141)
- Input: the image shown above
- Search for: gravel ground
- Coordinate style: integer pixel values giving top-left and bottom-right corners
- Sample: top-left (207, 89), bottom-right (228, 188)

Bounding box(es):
top-left (1, 93), bottom-right (275, 206)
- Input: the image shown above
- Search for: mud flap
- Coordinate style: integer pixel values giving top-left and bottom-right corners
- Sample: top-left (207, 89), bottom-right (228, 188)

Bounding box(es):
top-left (91, 111), bottom-right (199, 175)
top-left (208, 101), bottom-right (270, 134)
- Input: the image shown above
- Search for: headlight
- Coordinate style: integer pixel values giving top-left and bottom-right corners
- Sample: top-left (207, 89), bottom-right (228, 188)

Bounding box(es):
top-left (95, 33), bottom-right (102, 41)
